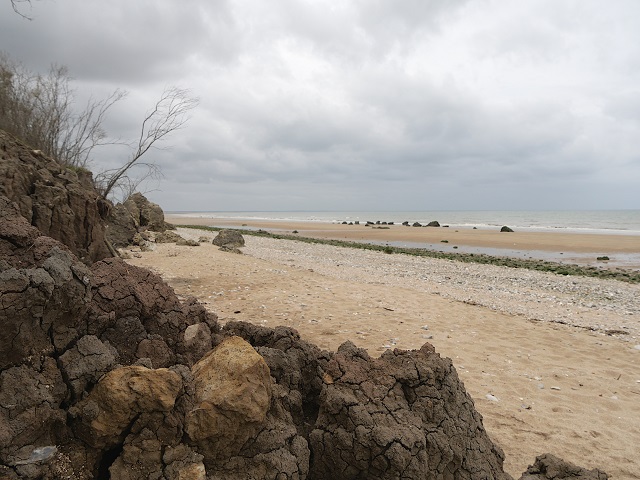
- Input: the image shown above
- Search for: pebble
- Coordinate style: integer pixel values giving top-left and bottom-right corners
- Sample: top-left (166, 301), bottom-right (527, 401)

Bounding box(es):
top-left (178, 229), bottom-right (640, 340)
top-left (486, 394), bottom-right (499, 402)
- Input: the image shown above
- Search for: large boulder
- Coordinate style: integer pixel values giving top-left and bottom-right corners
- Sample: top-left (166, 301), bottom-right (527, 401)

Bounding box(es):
top-left (186, 336), bottom-right (272, 463)
top-left (0, 129), bottom-right (111, 263)
top-left (308, 341), bottom-right (511, 479)
top-left (212, 229), bottom-right (245, 249)
top-left (124, 192), bottom-right (172, 232)
top-left (70, 365), bottom-right (183, 449)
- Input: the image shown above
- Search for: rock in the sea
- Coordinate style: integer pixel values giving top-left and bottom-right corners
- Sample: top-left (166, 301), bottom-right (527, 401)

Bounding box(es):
top-left (412, 222), bottom-right (422, 227)
top-left (519, 453), bottom-right (608, 479)
top-left (0, 130), bottom-right (111, 263)
top-left (501, 226), bottom-right (515, 232)
top-left (212, 229), bottom-right (245, 249)
top-left (427, 220), bottom-right (441, 227)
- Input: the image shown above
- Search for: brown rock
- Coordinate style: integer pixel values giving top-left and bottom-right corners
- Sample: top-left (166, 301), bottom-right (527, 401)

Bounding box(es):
top-left (309, 341), bottom-right (512, 479)
top-left (0, 129), bottom-right (111, 263)
top-left (186, 336), bottom-right (272, 461)
top-left (212, 229), bottom-right (245, 249)
top-left (0, 196), bottom-right (92, 369)
top-left (519, 453), bottom-right (608, 479)
top-left (71, 365), bottom-right (183, 449)
top-left (125, 192), bottom-right (171, 232)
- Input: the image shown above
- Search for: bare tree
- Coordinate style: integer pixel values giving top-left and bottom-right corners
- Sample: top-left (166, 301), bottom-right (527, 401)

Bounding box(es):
top-left (0, 55), bottom-right (126, 169)
top-left (94, 86), bottom-right (199, 200)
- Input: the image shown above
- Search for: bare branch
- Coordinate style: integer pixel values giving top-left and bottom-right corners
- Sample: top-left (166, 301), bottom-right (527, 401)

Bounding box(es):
top-left (98, 86), bottom-right (199, 200)
top-left (10, 0), bottom-right (34, 20)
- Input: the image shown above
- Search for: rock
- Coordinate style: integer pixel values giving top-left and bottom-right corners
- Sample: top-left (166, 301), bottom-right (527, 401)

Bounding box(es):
top-left (124, 192), bottom-right (172, 232)
top-left (0, 357), bottom-right (68, 468)
top-left (155, 230), bottom-right (185, 243)
top-left (58, 335), bottom-right (118, 400)
top-left (186, 336), bottom-right (272, 463)
top-left (0, 129), bottom-right (111, 263)
top-left (309, 342), bottom-right (511, 479)
top-left (501, 226), bottom-right (515, 232)
top-left (176, 238), bottom-right (199, 246)
top-left (412, 222), bottom-right (422, 227)
top-left (105, 202), bottom-right (138, 248)
top-left (519, 453), bottom-right (608, 479)
top-left (427, 220), bottom-right (441, 227)
top-left (212, 229), bottom-right (245, 249)
top-left (0, 196), bottom-right (92, 369)
top-left (87, 257), bottom-right (217, 363)
top-left (71, 365), bottom-right (183, 449)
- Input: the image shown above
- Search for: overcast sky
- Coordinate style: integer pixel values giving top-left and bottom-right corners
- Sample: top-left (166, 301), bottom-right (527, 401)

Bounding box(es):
top-left (2, 0), bottom-right (639, 211)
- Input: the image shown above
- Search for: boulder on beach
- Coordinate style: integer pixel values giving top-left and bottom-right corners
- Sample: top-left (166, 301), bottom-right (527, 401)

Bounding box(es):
top-left (501, 225), bottom-right (515, 232)
top-left (427, 220), bottom-right (441, 227)
top-left (212, 229), bottom-right (245, 249)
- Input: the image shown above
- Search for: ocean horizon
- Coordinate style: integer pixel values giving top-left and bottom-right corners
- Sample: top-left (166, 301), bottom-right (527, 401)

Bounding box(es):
top-left (168, 209), bottom-right (640, 236)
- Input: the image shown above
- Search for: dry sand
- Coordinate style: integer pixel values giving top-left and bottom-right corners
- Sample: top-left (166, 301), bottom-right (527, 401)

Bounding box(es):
top-left (127, 218), bottom-right (640, 479)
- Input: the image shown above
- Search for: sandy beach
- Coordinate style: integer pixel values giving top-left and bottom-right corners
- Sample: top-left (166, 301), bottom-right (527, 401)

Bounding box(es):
top-left (128, 218), bottom-right (640, 479)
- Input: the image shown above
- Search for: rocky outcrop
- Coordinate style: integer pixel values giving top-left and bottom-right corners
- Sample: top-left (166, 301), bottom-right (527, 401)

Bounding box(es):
top-left (124, 192), bottom-right (172, 232)
top-left (106, 192), bottom-right (173, 248)
top-left (501, 226), bottom-right (515, 232)
top-left (0, 129), bottom-right (111, 263)
top-left (309, 341), bottom-right (510, 479)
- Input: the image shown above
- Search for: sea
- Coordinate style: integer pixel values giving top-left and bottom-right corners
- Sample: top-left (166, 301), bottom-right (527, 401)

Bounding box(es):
top-left (169, 210), bottom-right (640, 236)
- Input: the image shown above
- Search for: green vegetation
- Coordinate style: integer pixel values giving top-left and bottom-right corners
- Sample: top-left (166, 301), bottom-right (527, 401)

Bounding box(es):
top-left (179, 225), bottom-right (640, 284)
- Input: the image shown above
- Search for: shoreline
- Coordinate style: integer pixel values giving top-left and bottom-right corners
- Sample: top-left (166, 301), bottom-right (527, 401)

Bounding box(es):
top-left (165, 214), bottom-right (640, 270)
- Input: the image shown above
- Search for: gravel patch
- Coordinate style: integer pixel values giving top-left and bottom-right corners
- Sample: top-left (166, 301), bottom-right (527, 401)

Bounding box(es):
top-left (179, 228), bottom-right (640, 342)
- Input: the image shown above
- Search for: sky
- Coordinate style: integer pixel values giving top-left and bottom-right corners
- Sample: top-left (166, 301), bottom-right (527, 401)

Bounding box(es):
top-left (1, 0), bottom-right (639, 212)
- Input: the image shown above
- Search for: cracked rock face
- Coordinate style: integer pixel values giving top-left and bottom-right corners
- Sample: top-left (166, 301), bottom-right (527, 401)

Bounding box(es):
top-left (0, 130), bottom-right (111, 264)
top-left (309, 341), bottom-right (511, 480)
top-left (0, 196), bottom-right (92, 369)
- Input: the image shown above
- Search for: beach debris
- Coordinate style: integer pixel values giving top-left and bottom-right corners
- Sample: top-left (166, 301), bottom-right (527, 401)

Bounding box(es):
top-left (500, 226), bottom-right (514, 232)
top-left (486, 394), bottom-right (499, 402)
